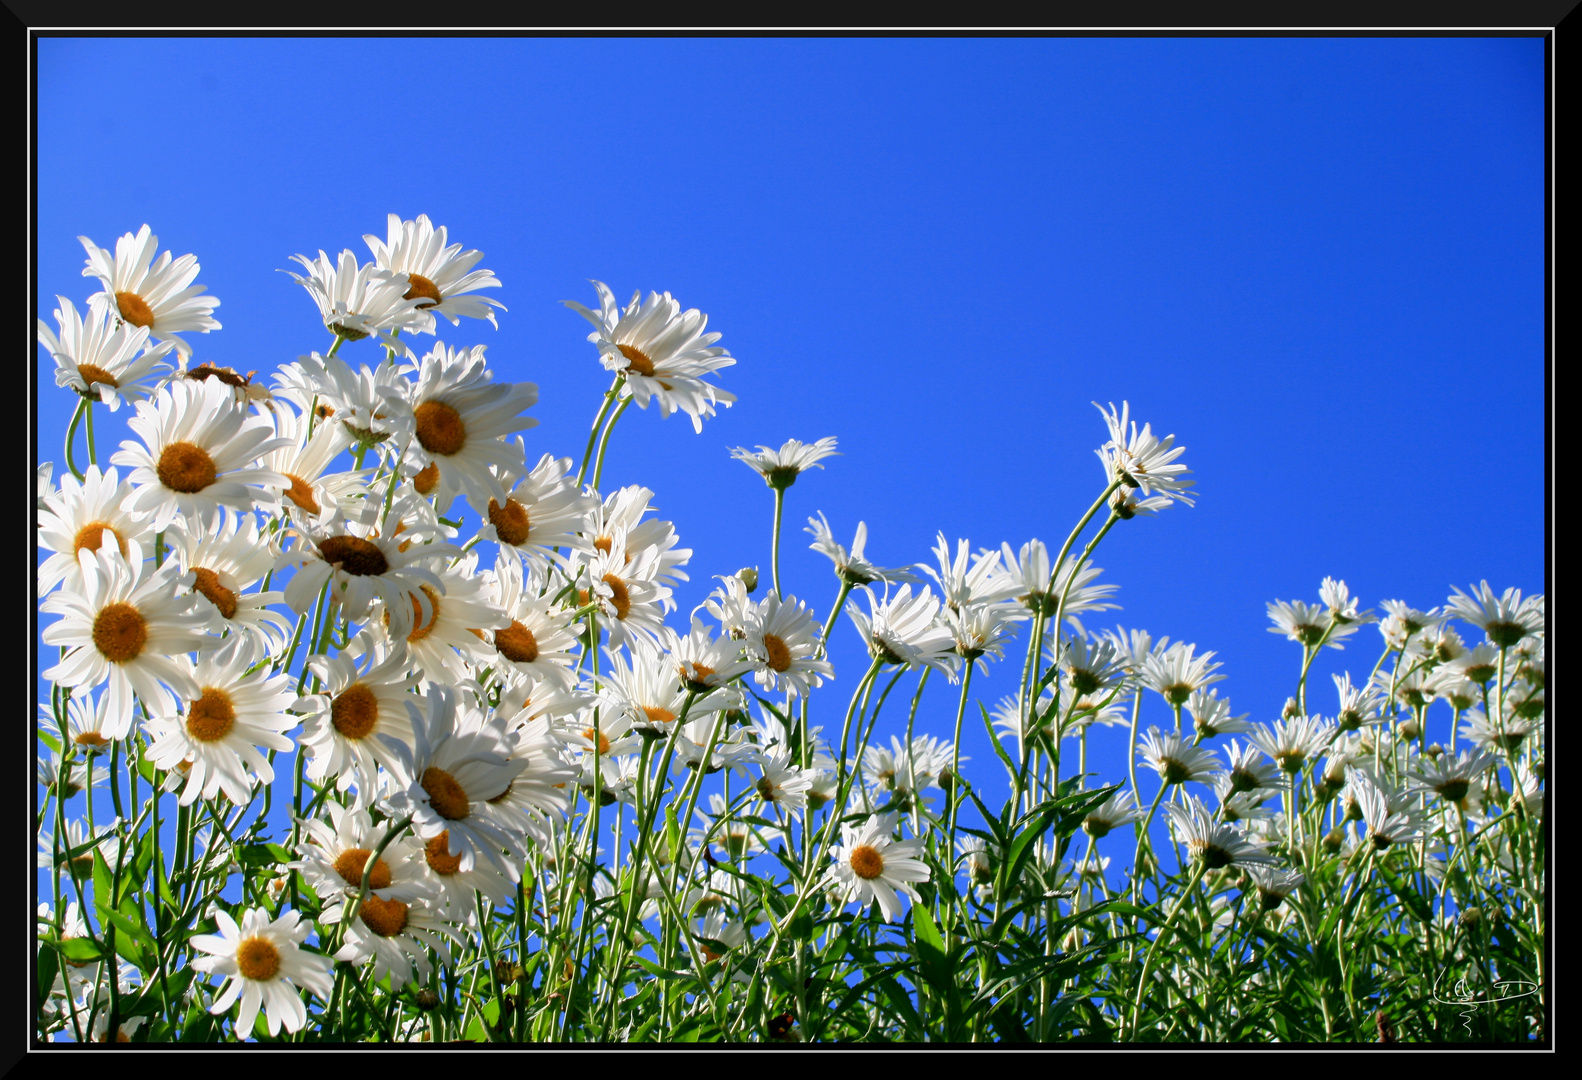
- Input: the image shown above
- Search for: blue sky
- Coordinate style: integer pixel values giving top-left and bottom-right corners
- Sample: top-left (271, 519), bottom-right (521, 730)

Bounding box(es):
top-left (35, 37), bottom-right (1546, 851)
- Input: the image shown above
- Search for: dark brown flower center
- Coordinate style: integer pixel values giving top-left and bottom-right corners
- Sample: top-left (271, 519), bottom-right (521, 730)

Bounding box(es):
top-left (421, 766), bottom-right (470, 820)
top-left (186, 688), bottom-right (237, 742)
top-left (359, 895), bottom-right (409, 937)
top-left (849, 845), bottom-right (885, 880)
top-left (75, 363), bottom-right (120, 391)
top-left (413, 461), bottom-right (440, 496)
top-left (318, 535), bottom-right (389, 577)
top-left (404, 273), bottom-right (443, 308)
top-left (235, 936), bottom-right (280, 980)
top-left (762, 633), bottom-right (793, 673)
top-left (283, 473), bottom-right (321, 515)
top-left (330, 683), bottom-right (380, 739)
top-left (602, 574), bottom-right (631, 621)
top-left (424, 832), bottom-right (463, 876)
top-left (495, 620), bottom-right (540, 664)
top-left (333, 847), bottom-right (392, 890)
top-left (74, 521), bottom-right (128, 558)
top-left (617, 343), bottom-right (656, 377)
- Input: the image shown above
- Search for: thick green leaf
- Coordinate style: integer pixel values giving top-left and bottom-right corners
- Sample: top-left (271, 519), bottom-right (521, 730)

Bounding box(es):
top-left (55, 936), bottom-right (104, 963)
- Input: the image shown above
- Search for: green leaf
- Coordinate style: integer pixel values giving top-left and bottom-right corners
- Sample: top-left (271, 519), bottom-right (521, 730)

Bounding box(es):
top-left (979, 701), bottom-right (1019, 779)
top-left (36, 944), bottom-right (59, 1007)
top-left (235, 843), bottom-right (283, 869)
top-left (92, 846), bottom-right (114, 903)
top-left (38, 728), bottom-right (62, 755)
top-left (55, 936), bottom-right (104, 963)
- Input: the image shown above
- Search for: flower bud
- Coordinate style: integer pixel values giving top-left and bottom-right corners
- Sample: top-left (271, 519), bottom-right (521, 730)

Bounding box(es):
top-left (1322, 828), bottom-right (1345, 854)
top-left (416, 989), bottom-right (440, 1011)
top-left (736, 567), bottom-right (759, 593)
top-left (1398, 718), bottom-right (1420, 740)
top-left (1282, 697), bottom-right (1302, 721)
top-left (1458, 907), bottom-right (1482, 930)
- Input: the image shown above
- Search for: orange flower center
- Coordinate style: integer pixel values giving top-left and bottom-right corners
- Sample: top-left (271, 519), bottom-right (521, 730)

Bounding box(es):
top-left (74, 731), bottom-right (110, 749)
top-left (641, 706), bottom-right (676, 727)
top-left (421, 767), bottom-right (470, 820)
top-left (762, 633), bottom-right (793, 672)
top-left (191, 567), bottom-right (238, 620)
top-left (487, 497), bottom-right (530, 545)
top-left (413, 461), bottom-right (440, 496)
top-left (617, 343), bottom-right (656, 377)
top-left (495, 620), bottom-right (540, 664)
top-left (235, 936), bottom-right (280, 981)
top-left (318, 535), bottom-right (389, 577)
top-left (332, 847), bottom-right (392, 890)
top-left (602, 574), bottom-right (631, 621)
top-left (359, 895), bottom-right (409, 937)
top-left (73, 521), bottom-right (128, 559)
top-left (414, 401), bottom-right (466, 456)
top-left (114, 292), bottom-right (155, 328)
top-left (848, 844), bottom-right (886, 881)
top-left (424, 832), bottom-right (464, 876)
top-left (75, 364), bottom-right (120, 391)
top-left (330, 683), bottom-right (380, 740)
top-left (404, 273), bottom-right (443, 308)
top-left (156, 441), bottom-right (217, 493)
top-left (186, 687), bottom-right (237, 742)
top-left (92, 602), bottom-right (147, 663)
top-left (581, 728), bottom-right (611, 756)
top-left (283, 473), bottom-right (321, 514)
top-left (395, 585), bottom-right (441, 642)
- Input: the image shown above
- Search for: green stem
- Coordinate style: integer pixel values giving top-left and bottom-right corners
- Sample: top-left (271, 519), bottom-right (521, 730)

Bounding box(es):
top-left (591, 396), bottom-right (633, 493)
top-left (576, 375), bottom-right (625, 487)
top-left (63, 398), bottom-right (87, 482)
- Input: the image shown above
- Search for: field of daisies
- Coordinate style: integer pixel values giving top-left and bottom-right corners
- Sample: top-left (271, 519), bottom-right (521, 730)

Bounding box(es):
top-left (35, 216), bottom-right (1546, 1044)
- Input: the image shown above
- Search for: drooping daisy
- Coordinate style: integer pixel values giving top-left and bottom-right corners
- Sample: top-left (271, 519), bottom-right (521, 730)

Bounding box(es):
top-left (284, 248), bottom-right (427, 355)
top-left (403, 342), bottom-right (538, 512)
top-left (474, 451), bottom-right (595, 570)
top-left (1165, 795), bottom-right (1278, 869)
top-left (601, 639), bottom-right (732, 738)
top-left (381, 685), bottom-right (527, 880)
top-left (583, 484), bottom-right (693, 592)
top-left (691, 792), bottom-right (771, 861)
top-left (36, 465), bottom-right (152, 597)
top-left (1081, 788), bottom-right (1143, 838)
top-left (1244, 865), bottom-right (1306, 912)
top-left (39, 295), bottom-right (173, 410)
top-left (190, 907), bottom-right (333, 1038)
top-left (729, 436), bottom-right (839, 489)
top-left (290, 803), bottom-right (432, 904)
top-left (824, 813), bottom-right (930, 923)
top-left (999, 540), bottom-right (1121, 624)
top-left (166, 511), bottom-right (293, 666)
top-left (79, 225), bottom-right (221, 358)
top-left (806, 512), bottom-right (919, 586)
top-left (485, 714), bottom-right (576, 849)
top-left (277, 512), bottom-right (454, 636)
top-left (111, 376), bottom-right (291, 533)
top-left (1377, 600), bottom-right (1446, 649)
top-left (41, 548), bottom-right (213, 739)
top-left (1267, 597), bottom-right (1359, 650)
top-left (1347, 767), bottom-right (1430, 850)
top-left (1407, 748), bottom-right (1496, 813)
top-left (921, 533), bottom-right (1021, 616)
top-left (1221, 740), bottom-right (1285, 796)
top-left (946, 602), bottom-right (1019, 672)
top-left (143, 641), bottom-right (296, 806)
top-left (1186, 687), bottom-right (1253, 739)
top-left (667, 615), bottom-right (755, 694)
top-left (1092, 400), bottom-right (1195, 506)
top-left (296, 629), bottom-right (420, 799)
top-left (1319, 577), bottom-right (1375, 628)
top-left (364, 213), bottom-right (506, 330)
top-left (1332, 671), bottom-right (1387, 731)
top-left (753, 745), bottom-right (816, 811)
top-left (565, 281), bottom-right (737, 433)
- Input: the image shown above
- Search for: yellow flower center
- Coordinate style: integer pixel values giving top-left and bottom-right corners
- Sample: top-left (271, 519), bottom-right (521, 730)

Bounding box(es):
top-left (392, 585), bottom-right (442, 642)
top-left (414, 400), bottom-right (466, 456)
top-left (318, 535), bottom-right (389, 577)
top-left (75, 363), bottom-right (120, 392)
top-left (602, 573), bottom-right (631, 621)
top-left (330, 683), bottom-right (380, 740)
top-left (235, 936), bottom-right (281, 981)
top-left (114, 292), bottom-right (155, 328)
top-left (191, 567), bottom-right (239, 620)
top-left (641, 706), bottom-right (676, 727)
top-left (487, 497), bottom-right (530, 545)
top-left (332, 847), bottom-right (392, 890)
top-left (359, 895), bottom-right (409, 937)
top-left (74, 731), bottom-right (110, 749)
top-left (92, 602), bottom-right (147, 663)
top-left (73, 521), bottom-right (128, 559)
top-left (156, 441), bottom-right (217, 494)
top-left (283, 473), bottom-right (321, 514)
top-left (424, 832), bottom-right (463, 876)
top-left (404, 273), bottom-right (443, 308)
top-left (421, 766), bottom-right (470, 820)
top-left (762, 633), bottom-right (793, 673)
top-left (617, 343), bottom-right (656, 377)
top-left (186, 687), bottom-right (236, 743)
top-left (848, 844), bottom-right (885, 881)
top-left (495, 620), bottom-right (540, 664)
top-left (412, 461), bottom-right (440, 495)
top-left (582, 728), bottom-right (611, 755)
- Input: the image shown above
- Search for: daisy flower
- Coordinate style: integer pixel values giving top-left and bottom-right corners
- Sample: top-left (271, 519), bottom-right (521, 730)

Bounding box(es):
top-left (79, 225), bottom-right (221, 358)
top-left (1445, 581), bottom-right (1545, 649)
top-left (413, 821), bottom-right (522, 911)
top-left (166, 511), bottom-right (293, 666)
top-left (36, 816), bottom-right (117, 875)
top-left (375, 551), bottom-right (504, 686)
top-left (602, 640), bottom-right (732, 738)
top-left (845, 584), bottom-right (958, 676)
top-left (1221, 740), bottom-right (1285, 795)
top-left (1378, 600), bottom-right (1446, 649)
top-left (474, 452), bottom-right (595, 570)
top-left (1457, 708), bottom-right (1534, 755)
top-left (824, 813), bottom-right (930, 923)
top-left (1248, 715), bottom-right (1335, 775)
top-left (946, 601), bottom-right (1018, 670)
top-left (1188, 687), bottom-right (1253, 739)
top-left (1320, 577), bottom-right (1375, 627)
top-left (110, 376), bottom-right (291, 533)
top-left (290, 803), bottom-right (432, 904)
top-left (41, 547), bottom-right (214, 740)
top-left (143, 641), bottom-right (297, 806)
top-left (281, 352), bottom-right (414, 450)
top-left (403, 342), bottom-right (538, 512)
top-left (1267, 597), bottom-right (1358, 649)
top-left (260, 401), bottom-right (368, 527)
top-left (484, 547), bottom-right (582, 693)
top-left (1082, 788), bottom-right (1143, 838)
top-left (1347, 767), bottom-right (1430, 850)
top-left (36, 465), bottom-right (151, 596)
top-left (998, 540), bottom-right (1120, 622)
top-left (668, 616), bottom-right (755, 694)
top-left (381, 685), bottom-right (527, 880)
top-left (1053, 634), bottom-right (1127, 698)
top-left (806, 512), bottom-right (919, 586)
top-left (1332, 671), bottom-right (1387, 731)
top-left (277, 512), bottom-right (454, 636)
top-left (296, 629), bottom-right (420, 799)
top-left (1093, 401), bottom-right (1195, 506)
top-left (190, 908), bottom-right (333, 1038)
top-left (922, 533), bottom-right (1022, 615)
top-left (1408, 748), bottom-right (1496, 812)
top-left (583, 484), bottom-right (693, 592)
top-left (485, 714), bottom-right (576, 849)
top-left (1137, 726), bottom-right (1224, 787)
top-left (729, 436), bottom-right (839, 489)
top-left (1141, 640), bottom-right (1225, 706)
top-left (692, 793), bottom-right (771, 861)
top-left (575, 529), bottom-right (671, 650)
top-left (364, 213), bottom-right (506, 330)
top-left (39, 295), bottom-right (173, 410)
top-left (1244, 865), bottom-right (1306, 911)
top-left (1165, 795), bottom-right (1278, 869)
top-left (754, 745), bottom-right (816, 811)
top-left (743, 591), bottom-right (834, 697)
top-left (565, 281), bottom-right (737, 433)
top-left (285, 248), bottom-right (427, 354)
